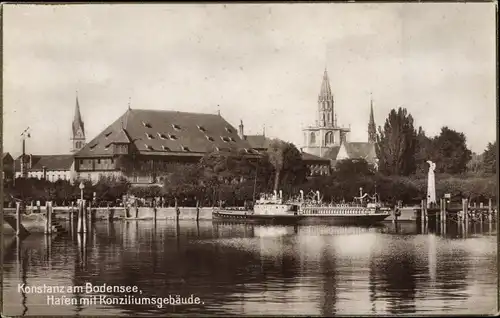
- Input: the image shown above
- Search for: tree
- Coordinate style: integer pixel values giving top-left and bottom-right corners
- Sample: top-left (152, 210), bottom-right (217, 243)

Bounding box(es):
top-left (376, 107), bottom-right (418, 176)
top-left (431, 127), bottom-right (472, 174)
top-left (482, 141), bottom-right (497, 174)
top-left (94, 175), bottom-right (131, 202)
top-left (267, 139), bottom-right (307, 193)
top-left (334, 158), bottom-right (375, 180)
top-left (414, 126), bottom-right (434, 175)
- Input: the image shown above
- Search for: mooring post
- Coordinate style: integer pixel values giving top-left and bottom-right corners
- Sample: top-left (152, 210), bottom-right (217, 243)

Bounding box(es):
top-left (135, 201), bottom-right (139, 219)
top-left (30, 201), bottom-right (34, 215)
top-left (107, 203), bottom-right (113, 222)
top-left (83, 200), bottom-right (88, 233)
top-left (77, 200), bottom-right (82, 233)
top-left (15, 202), bottom-right (22, 236)
top-left (443, 198), bottom-right (447, 223)
top-left (196, 200), bottom-right (200, 222)
top-left (44, 201), bottom-right (50, 234)
top-left (153, 201), bottom-right (157, 223)
top-left (175, 197), bottom-right (180, 221)
top-left (419, 200), bottom-right (424, 227)
top-left (49, 201), bottom-right (53, 234)
top-left (488, 198), bottom-right (492, 223)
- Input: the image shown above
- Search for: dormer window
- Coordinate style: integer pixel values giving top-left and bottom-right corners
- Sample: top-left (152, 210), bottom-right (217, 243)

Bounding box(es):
top-left (206, 136), bottom-right (214, 141)
top-left (197, 125), bottom-right (206, 132)
top-left (162, 146), bottom-right (171, 151)
top-left (168, 134), bottom-right (177, 140)
top-left (105, 132), bottom-right (112, 138)
top-left (229, 137), bottom-right (236, 142)
top-left (104, 143), bottom-right (111, 150)
top-left (89, 144), bottom-right (97, 150)
top-left (172, 124), bottom-right (181, 130)
top-left (158, 133), bottom-right (168, 140)
top-left (225, 127), bottom-right (233, 134)
top-left (215, 147), bottom-right (220, 151)
top-left (145, 144), bottom-right (154, 151)
top-left (181, 146), bottom-right (190, 152)
top-left (221, 136), bottom-right (231, 143)
top-left (145, 133), bottom-right (154, 139)
top-left (143, 122), bottom-right (152, 128)
top-left (244, 148), bottom-right (251, 153)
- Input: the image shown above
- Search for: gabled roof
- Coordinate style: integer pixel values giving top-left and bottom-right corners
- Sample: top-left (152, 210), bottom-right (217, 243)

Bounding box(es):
top-left (301, 152), bottom-right (330, 163)
top-left (2, 152), bottom-right (13, 162)
top-left (322, 146), bottom-right (341, 160)
top-left (14, 155), bottom-right (74, 171)
top-left (75, 108), bottom-right (253, 157)
top-left (344, 142), bottom-right (377, 162)
top-left (245, 134), bottom-right (271, 150)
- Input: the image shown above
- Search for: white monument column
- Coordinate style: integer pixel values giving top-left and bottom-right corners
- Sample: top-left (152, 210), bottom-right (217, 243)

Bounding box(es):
top-left (427, 160), bottom-right (436, 208)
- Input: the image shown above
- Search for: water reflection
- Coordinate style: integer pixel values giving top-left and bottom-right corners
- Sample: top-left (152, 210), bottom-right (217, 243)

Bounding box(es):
top-left (2, 220), bottom-right (497, 316)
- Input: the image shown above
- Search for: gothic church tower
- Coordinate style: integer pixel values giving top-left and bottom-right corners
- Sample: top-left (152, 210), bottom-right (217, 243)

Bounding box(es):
top-left (368, 97), bottom-right (377, 144)
top-left (71, 94), bottom-right (86, 153)
top-left (302, 69), bottom-right (350, 158)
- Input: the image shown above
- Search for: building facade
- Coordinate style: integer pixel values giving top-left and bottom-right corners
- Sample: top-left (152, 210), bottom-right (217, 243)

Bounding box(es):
top-left (14, 154), bottom-right (76, 182)
top-left (238, 121), bottom-right (331, 176)
top-left (2, 152), bottom-right (14, 186)
top-left (302, 69), bottom-right (378, 167)
top-left (74, 107), bottom-right (256, 184)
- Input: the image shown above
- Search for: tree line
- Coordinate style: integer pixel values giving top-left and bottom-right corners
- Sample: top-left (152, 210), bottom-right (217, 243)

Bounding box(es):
top-left (5, 107), bottom-right (496, 206)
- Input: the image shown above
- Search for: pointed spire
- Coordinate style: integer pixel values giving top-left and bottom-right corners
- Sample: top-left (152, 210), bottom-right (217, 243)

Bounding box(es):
top-left (263, 124), bottom-right (266, 137)
top-left (72, 92), bottom-right (85, 137)
top-left (128, 97), bottom-right (131, 110)
top-left (319, 68), bottom-right (333, 100)
top-left (368, 93), bottom-right (377, 143)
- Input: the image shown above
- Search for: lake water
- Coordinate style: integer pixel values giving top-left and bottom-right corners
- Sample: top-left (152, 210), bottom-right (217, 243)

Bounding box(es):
top-left (2, 220), bottom-right (497, 316)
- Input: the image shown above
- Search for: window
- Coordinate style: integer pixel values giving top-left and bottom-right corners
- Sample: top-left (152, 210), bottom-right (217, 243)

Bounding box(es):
top-left (104, 144), bottom-right (110, 150)
top-left (105, 131), bottom-right (112, 138)
top-left (145, 144), bottom-right (154, 151)
top-left (145, 133), bottom-right (154, 139)
top-left (97, 159), bottom-right (101, 164)
top-left (162, 146), bottom-right (171, 151)
top-left (325, 131), bottom-right (334, 145)
top-left (158, 133), bottom-right (168, 139)
top-left (168, 134), bottom-right (177, 140)
top-left (225, 127), bottom-right (233, 133)
top-left (215, 147), bottom-right (220, 151)
top-left (80, 159), bottom-right (84, 165)
top-left (181, 146), bottom-right (190, 152)
top-left (172, 124), bottom-right (181, 130)
top-left (142, 122), bottom-right (152, 128)
top-left (229, 137), bottom-right (236, 142)
top-left (221, 136), bottom-right (231, 143)
top-left (310, 132), bottom-right (316, 145)
top-left (206, 136), bottom-right (214, 141)
top-left (197, 125), bottom-right (206, 132)
top-left (89, 144), bottom-right (97, 150)
top-left (111, 158), bottom-right (114, 164)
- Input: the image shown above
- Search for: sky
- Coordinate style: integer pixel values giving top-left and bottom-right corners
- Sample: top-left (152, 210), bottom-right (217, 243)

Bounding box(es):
top-left (2, 3), bottom-right (496, 157)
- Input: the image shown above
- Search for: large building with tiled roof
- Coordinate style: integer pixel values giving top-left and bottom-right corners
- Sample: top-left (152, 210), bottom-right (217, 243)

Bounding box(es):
top-left (301, 69), bottom-right (378, 168)
top-left (74, 107), bottom-right (257, 184)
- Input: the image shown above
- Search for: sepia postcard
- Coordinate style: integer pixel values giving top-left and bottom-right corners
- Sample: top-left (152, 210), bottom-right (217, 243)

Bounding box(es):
top-left (0, 2), bottom-right (497, 317)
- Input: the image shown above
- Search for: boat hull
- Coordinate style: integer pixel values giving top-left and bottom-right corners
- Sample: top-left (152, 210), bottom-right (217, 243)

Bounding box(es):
top-left (298, 213), bottom-right (390, 225)
top-left (213, 210), bottom-right (390, 226)
top-left (212, 210), bottom-right (301, 224)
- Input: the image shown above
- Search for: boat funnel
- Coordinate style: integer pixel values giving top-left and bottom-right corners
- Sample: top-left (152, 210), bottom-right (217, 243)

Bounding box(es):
top-left (279, 190), bottom-right (282, 199)
top-left (316, 190), bottom-right (320, 201)
top-left (273, 190), bottom-right (277, 200)
top-left (300, 190), bottom-right (304, 202)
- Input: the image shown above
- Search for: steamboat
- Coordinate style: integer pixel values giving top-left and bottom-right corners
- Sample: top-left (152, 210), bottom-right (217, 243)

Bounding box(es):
top-left (213, 188), bottom-right (391, 225)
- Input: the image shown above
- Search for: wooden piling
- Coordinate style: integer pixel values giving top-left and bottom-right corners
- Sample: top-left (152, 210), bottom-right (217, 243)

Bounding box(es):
top-left (82, 200), bottom-right (88, 233)
top-left (175, 197), bottom-right (180, 221)
top-left (488, 198), bottom-right (492, 223)
top-left (107, 204), bottom-right (114, 222)
top-left (30, 202), bottom-right (34, 215)
top-left (196, 200), bottom-right (200, 222)
top-left (16, 202), bottom-right (22, 236)
top-left (44, 201), bottom-right (50, 234)
top-left (153, 202), bottom-right (157, 223)
top-left (443, 199), bottom-right (447, 223)
top-left (77, 201), bottom-right (82, 233)
top-left (135, 201), bottom-right (139, 219)
top-left (420, 200), bottom-right (425, 228)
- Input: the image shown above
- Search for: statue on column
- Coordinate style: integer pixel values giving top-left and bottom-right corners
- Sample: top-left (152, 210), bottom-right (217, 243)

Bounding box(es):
top-left (427, 160), bottom-right (436, 208)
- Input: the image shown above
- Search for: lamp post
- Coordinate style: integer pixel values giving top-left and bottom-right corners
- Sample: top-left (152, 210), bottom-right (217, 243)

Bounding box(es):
top-left (79, 182), bottom-right (85, 201)
top-left (20, 127), bottom-right (31, 179)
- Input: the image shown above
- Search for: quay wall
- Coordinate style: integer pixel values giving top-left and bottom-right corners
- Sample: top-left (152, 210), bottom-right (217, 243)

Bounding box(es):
top-left (3, 206), bottom-right (214, 221)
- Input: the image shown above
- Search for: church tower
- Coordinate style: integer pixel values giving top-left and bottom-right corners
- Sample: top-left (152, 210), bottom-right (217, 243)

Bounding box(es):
top-left (71, 94), bottom-right (86, 153)
top-left (368, 97), bottom-right (377, 144)
top-left (302, 69), bottom-right (350, 158)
